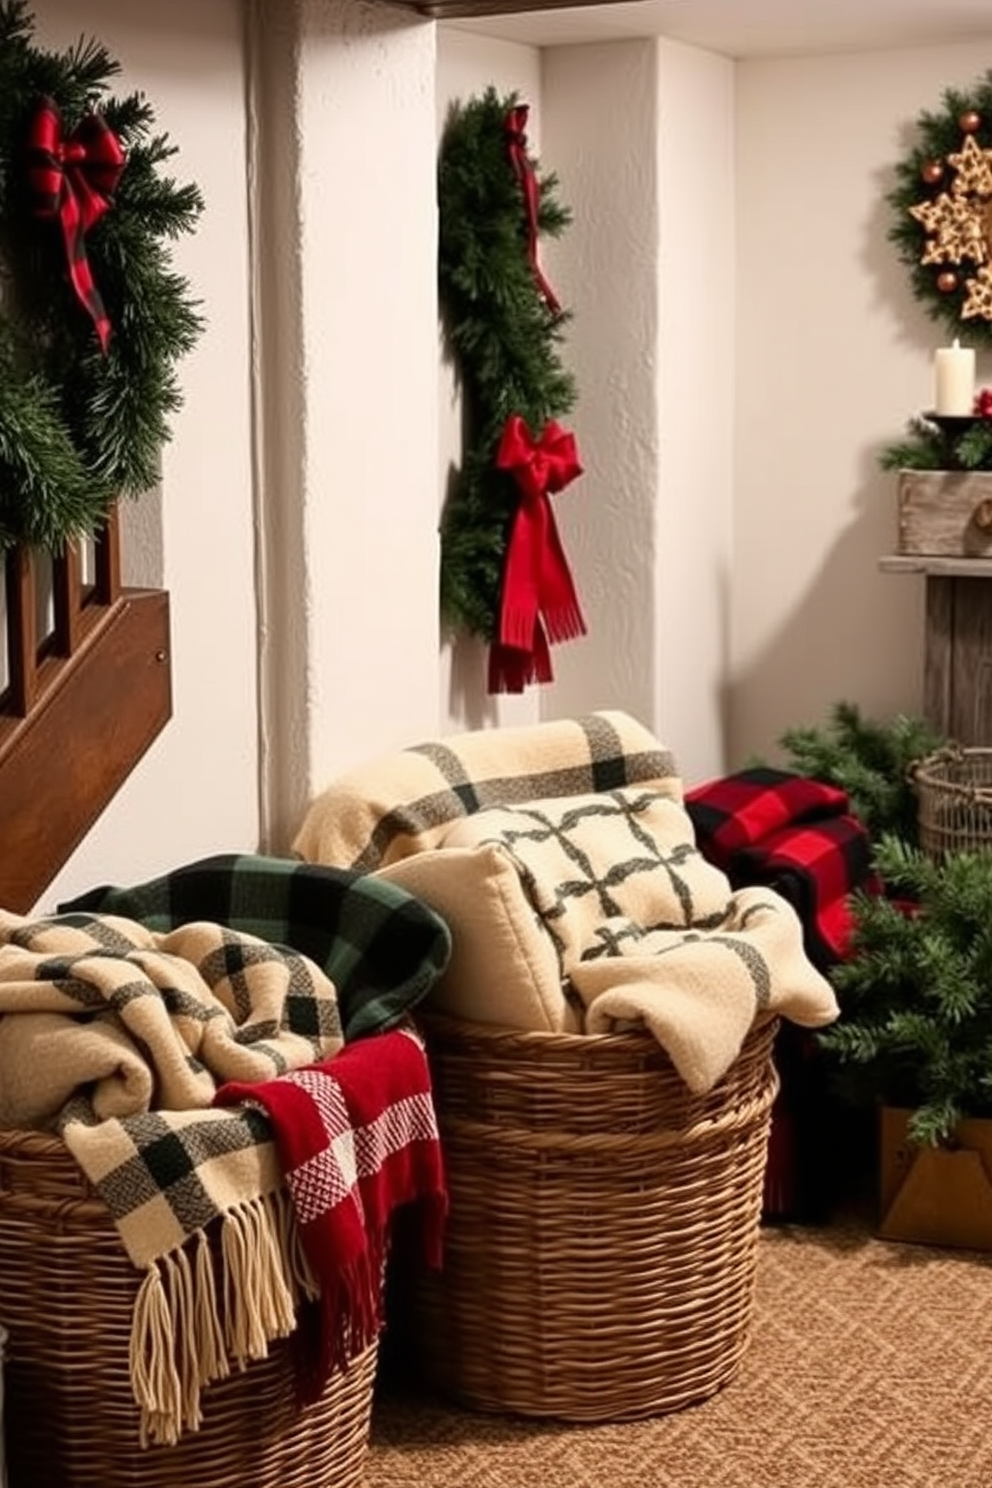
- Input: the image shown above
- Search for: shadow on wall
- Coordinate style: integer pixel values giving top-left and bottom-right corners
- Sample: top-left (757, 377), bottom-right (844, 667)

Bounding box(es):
top-left (724, 148), bottom-right (977, 773)
top-left (724, 443), bottom-right (927, 774)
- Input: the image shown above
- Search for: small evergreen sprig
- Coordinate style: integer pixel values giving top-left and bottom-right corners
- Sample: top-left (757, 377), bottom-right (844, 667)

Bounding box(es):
top-left (778, 700), bottom-right (944, 845)
top-left (822, 834), bottom-right (992, 1145)
top-left (880, 414), bottom-right (992, 474)
top-left (438, 87), bottom-right (575, 641)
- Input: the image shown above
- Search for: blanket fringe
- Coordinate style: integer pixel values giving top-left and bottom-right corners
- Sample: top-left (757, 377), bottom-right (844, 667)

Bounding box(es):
top-left (129, 1189), bottom-right (314, 1446)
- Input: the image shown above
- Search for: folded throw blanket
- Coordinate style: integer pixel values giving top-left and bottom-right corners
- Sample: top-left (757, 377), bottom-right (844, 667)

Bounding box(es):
top-left (216, 1026), bottom-right (446, 1402)
top-left (59, 853), bottom-right (452, 1039)
top-left (685, 768), bottom-right (876, 970)
top-left (441, 789), bottom-right (839, 1092)
top-left (293, 710), bottom-right (681, 872)
top-left (0, 911), bottom-right (346, 1446)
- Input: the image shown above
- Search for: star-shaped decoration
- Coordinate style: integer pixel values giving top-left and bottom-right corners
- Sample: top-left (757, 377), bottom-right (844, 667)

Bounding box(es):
top-left (962, 262), bottom-right (992, 321)
top-left (910, 190), bottom-right (987, 264)
top-left (948, 133), bottom-right (992, 197)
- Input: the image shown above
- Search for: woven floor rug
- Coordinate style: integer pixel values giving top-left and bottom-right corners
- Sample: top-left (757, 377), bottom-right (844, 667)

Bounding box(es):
top-left (367, 1220), bottom-right (992, 1488)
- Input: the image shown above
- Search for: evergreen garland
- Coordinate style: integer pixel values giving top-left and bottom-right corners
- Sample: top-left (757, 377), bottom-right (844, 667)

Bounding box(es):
top-left (777, 699), bottom-right (944, 845)
top-left (821, 835), bottom-right (992, 1144)
top-left (879, 411), bottom-right (992, 474)
top-left (0, 0), bottom-right (203, 551)
top-left (887, 69), bottom-right (992, 349)
top-left (438, 87), bottom-right (575, 642)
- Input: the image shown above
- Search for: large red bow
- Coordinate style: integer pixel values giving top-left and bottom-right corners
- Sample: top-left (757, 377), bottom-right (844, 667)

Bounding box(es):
top-left (504, 104), bottom-right (561, 317)
top-left (26, 97), bottom-right (126, 353)
top-left (489, 413), bottom-right (587, 694)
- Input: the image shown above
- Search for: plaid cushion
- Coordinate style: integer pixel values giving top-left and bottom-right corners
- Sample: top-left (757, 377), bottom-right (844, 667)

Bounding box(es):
top-left (59, 853), bottom-right (452, 1040)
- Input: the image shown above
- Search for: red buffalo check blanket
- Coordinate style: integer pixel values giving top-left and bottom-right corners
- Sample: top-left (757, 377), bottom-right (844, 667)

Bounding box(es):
top-left (215, 1024), bottom-right (446, 1399)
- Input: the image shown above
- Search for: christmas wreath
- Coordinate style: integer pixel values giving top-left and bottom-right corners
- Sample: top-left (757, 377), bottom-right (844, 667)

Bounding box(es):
top-left (438, 87), bottom-right (586, 693)
top-left (0, 0), bottom-right (203, 552)
top-left (889, 70), bottom-right (992, 347)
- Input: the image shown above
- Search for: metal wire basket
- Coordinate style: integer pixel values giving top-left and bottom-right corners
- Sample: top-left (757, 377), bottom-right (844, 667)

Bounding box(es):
top-left (914, 745), bottom-right (992, 860)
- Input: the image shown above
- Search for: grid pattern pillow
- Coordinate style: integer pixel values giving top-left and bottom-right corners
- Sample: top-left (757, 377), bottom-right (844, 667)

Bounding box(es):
top-left (441, 786), bottom-right (733, 980)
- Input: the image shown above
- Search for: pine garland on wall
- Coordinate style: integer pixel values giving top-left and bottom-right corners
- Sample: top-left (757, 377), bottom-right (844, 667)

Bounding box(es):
top-left (438, 87), bottom-right (586, 694)
top-left (0, 0), bottom-right (204, 551)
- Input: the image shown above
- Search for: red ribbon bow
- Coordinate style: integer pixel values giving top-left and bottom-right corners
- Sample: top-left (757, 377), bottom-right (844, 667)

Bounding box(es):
top-left (26, 97), bottom-right (126, 354)
top-left (489, 413), bottom-right (587, 694)
top-left (976, 386), bottom-right (992, 420)
top-left (504, 104), bottom-right (561, 317)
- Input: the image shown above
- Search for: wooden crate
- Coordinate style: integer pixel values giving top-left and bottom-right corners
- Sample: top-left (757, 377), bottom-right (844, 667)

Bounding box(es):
top-left (897, 469), bottom-right (992, 557)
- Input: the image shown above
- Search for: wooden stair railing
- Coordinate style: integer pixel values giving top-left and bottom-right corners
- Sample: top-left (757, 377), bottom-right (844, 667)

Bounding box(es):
top-left (0, 506), bottom-right (172, 913)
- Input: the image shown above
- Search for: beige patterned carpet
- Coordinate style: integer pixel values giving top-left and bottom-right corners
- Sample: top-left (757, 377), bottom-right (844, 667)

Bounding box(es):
top-left (366, 1221), bottom-right (992, 1488)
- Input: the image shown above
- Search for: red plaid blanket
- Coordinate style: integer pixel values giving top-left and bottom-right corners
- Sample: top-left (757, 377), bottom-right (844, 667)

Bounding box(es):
top-left (215, 1026), bottom-right (446, 1399)
top-left (685, 767), bottom-right (877, 969)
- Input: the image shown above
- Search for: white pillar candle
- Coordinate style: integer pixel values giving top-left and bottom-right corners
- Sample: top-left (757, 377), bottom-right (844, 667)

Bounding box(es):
top-left (934, 337), bottom-right (976, 416)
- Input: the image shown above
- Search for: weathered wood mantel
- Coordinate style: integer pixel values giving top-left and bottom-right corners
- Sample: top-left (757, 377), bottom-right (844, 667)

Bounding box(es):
top-left (879, 553), bottom-right (992, 745)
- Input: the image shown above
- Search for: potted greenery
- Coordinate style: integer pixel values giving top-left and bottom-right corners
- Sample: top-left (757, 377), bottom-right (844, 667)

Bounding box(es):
top-left (821, 833), bottom-right (992, 1247)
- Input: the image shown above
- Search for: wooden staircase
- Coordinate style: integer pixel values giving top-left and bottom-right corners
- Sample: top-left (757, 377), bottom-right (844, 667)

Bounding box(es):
top-left (0, 508), bottom-right (172, 912)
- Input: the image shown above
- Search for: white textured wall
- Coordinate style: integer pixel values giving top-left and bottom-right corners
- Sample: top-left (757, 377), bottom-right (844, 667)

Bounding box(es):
top-left (655, 40), bottom-right (735, 785)
top-left (731, 41), bottom-right (992, 767)
top-left (294, 0), bottom-right (441, 794)
top-left (540, 41), bottom-right (660, 733)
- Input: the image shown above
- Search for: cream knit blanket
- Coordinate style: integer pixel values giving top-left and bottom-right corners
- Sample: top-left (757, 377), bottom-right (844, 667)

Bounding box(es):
top-left (443, 787), bottom-right (840, 1090)
top-left (0, 911), bottom-right (344, 1445)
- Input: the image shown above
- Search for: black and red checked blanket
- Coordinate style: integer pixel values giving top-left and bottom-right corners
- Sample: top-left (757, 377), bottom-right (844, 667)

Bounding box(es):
top-left (685, 767), bottom-right (877, 971)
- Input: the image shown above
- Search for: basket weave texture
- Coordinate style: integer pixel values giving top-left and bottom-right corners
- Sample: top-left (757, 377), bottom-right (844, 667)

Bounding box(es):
top-left (0, 1128), bottom-right (377, 1488)
top-left (915, 746), bottom-right (992, 860)
top-left (405, 1012), bottom-right (779, 1422)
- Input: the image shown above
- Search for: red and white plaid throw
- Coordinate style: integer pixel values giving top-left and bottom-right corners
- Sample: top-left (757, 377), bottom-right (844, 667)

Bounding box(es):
top-left (215, 1025), bottom-right (446, 1398)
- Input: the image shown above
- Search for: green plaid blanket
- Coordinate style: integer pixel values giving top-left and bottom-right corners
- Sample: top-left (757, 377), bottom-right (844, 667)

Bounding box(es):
top-left (60, 853), bottom-right (452, 1039)
top-left (293, 709), bottom-right (679, 871)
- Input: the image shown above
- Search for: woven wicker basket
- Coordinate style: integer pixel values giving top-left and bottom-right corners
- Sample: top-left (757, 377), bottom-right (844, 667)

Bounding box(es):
top-left (402, 1012), bottom-right (779, 1422)
top-left (0, 1128), bottom-right (378, 1488)
top-left (915, 745), bottom-right (992, 860)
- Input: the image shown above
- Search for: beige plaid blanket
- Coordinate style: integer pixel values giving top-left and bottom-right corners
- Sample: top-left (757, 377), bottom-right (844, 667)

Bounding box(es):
top-left (0, 910), bottom-right (343, 1445)
top-left (293, 709), bottom-right (680, 871)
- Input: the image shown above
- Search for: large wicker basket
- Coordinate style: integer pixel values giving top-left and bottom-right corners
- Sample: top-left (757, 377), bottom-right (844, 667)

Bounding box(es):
top-left (915, 745), bottom-right (992, 860)
top-left (400, 1012), bottom-right (779, 1422)
top-left (0, 1128), bottom-right (378, 1488)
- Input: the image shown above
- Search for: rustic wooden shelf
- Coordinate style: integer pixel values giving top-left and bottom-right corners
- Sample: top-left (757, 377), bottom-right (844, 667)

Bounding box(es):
top-left (879, 554), bottom-right (992, 578)
top-left (879, 555), bottom-right (992, 743)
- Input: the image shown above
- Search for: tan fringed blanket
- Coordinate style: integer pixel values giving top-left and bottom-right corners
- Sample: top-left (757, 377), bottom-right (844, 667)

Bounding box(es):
top-left (0, 910), bottom-right (344, 1446)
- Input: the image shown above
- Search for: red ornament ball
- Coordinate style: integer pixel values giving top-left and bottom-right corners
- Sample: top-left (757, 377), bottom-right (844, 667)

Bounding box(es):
top-left (959, 110), bottom-right (982, 134)
top-left (937, 271), bottom-right (959, 293)
top-left (921, 159), bottom-right (945, 184)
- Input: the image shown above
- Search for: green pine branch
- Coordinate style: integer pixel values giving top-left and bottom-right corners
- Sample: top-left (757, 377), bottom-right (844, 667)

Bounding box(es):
top-left (778, 700), bottom-right (943, 844)
top-left (821, 835), bottom-right (992, 1142)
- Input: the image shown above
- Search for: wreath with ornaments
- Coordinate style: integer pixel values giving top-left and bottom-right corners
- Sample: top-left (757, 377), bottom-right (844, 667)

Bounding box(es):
top-left (438, 87), bottom-right (586, 694)
top-left (0, 0), bottom-right (203, 552)
top-left (889, 71), bottom-right (992, 346)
